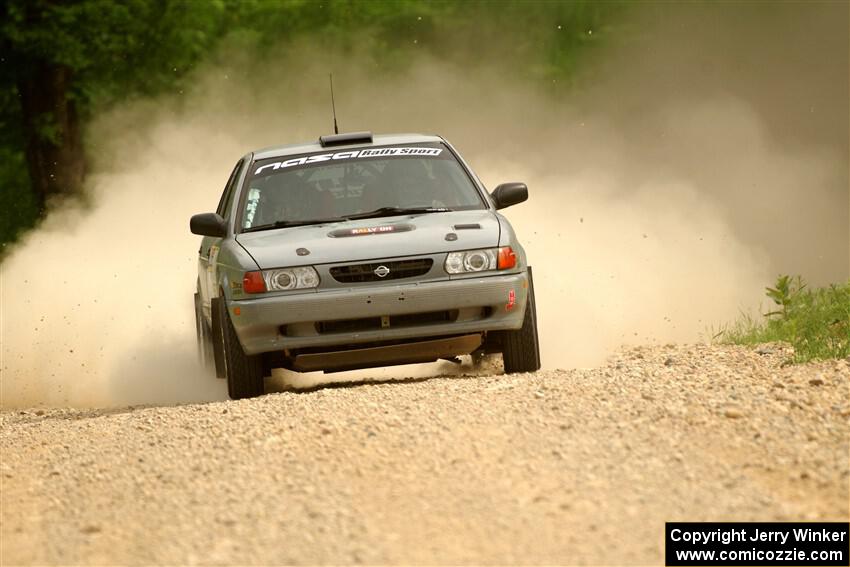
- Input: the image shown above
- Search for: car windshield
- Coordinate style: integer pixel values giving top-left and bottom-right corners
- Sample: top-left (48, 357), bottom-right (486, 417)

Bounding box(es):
top-left (239, 142), bottom-right (485, 230)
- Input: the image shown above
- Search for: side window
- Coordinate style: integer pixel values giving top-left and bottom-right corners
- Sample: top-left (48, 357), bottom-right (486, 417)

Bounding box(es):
top-left (215, 159), bottom-right (245, 218)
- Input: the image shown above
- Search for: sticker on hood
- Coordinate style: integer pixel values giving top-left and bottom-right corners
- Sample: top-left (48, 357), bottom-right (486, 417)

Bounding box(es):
top-left (328, 223), bottom-right (414, 238)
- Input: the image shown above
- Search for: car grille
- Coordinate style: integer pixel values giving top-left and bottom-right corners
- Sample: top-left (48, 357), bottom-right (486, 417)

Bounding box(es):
top-left (316, 310), bottom-right (458, 334)
top-left (329, 258), bottom-right (433, 283)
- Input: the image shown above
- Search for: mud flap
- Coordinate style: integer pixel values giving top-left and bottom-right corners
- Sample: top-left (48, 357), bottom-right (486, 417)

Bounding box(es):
top-left (210, 297), bottom-right (226, 378)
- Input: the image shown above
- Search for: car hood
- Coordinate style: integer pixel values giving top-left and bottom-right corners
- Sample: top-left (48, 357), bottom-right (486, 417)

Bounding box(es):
top-left (236, 210), bottom-right (500, 268)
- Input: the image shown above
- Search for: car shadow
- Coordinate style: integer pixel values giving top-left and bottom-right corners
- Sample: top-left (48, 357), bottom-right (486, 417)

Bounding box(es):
top-left (266, 371), bottom-right (489, 395)
top-left (264, 355), bottom-right (504, 395)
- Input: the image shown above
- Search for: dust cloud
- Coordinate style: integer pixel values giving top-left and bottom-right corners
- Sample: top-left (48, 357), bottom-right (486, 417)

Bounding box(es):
top-left (1, 2), bottom-right (846, 408)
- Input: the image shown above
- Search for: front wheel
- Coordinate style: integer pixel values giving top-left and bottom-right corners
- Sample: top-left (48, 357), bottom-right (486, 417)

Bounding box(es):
top-left (500, 268), bottom-right (542, 374)
top-left (215, 297), bottom-right (265, 399)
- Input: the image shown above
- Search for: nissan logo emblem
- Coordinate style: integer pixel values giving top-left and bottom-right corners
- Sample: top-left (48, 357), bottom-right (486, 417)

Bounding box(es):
top-left (374, 265), bottom-right (391, 278)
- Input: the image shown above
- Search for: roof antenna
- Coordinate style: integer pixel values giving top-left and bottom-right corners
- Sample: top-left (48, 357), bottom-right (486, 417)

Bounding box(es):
top-left (329, 73), bottom-right (339, 135)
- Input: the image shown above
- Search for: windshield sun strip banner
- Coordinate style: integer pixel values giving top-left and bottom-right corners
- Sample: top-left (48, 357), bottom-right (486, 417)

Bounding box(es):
top-left (253, 146), bottom-right (444, 177)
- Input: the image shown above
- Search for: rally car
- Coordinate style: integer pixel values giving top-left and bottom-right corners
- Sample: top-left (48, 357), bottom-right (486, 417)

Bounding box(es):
top-left (191, 131), bottom-right (540, 399)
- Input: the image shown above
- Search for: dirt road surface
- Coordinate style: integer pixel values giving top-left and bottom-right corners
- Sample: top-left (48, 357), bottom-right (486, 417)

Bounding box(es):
top-left (2, 343), bottom-right (848, 565)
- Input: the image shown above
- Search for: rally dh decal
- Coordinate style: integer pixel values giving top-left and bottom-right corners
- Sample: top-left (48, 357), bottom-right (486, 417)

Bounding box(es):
top-left (327, 224), bottom-right (415, 238)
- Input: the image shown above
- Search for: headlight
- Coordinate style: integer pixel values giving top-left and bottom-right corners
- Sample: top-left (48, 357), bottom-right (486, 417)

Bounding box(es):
top-left (445, 248), bottom-right (500, 274)
top-left (463, 249), bottom-right (495, 272)
top-left (445, 247), bottom-right (517, 274)
top-left (264, 266), bottom-right (320, 291)
top-left (243, 266), bottom-right (320, 293)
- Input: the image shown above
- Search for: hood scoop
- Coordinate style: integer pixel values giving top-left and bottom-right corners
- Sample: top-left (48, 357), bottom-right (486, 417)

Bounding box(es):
top-left (328, 223), bottom-right (414, 238)
top-left (453, 223), bottom-right (481, 230)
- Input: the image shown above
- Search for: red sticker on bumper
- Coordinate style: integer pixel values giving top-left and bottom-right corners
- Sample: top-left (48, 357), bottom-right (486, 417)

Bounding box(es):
top-left (506, 289), bottom-right (516, 311)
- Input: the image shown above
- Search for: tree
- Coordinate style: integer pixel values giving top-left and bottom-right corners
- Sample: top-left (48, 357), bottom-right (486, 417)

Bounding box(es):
top-left (0, 0), bottom-right (228, 214)
top-left (0, 0), bottom-right (625, 248)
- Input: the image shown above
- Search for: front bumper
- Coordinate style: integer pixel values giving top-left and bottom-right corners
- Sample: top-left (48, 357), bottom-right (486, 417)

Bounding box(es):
top-left (229, 272), bottom-right (529, 355)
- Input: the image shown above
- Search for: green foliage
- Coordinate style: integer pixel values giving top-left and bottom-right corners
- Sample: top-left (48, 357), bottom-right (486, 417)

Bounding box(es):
top-left (0, 0), bottom-right (235, 241)
top-left (719, 275), bottom-right (850, 363)
top-left (0, 0), bottom-right (627, 248)
top-left (764, 274), bottom-right (806, 317)
top-left (0, 146), bottom-right (39, 255)
top-left (1, 0), bottom-right (232, 109)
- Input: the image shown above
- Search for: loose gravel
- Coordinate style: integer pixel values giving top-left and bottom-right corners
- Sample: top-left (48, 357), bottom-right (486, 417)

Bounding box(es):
top-left (1, 343), bottom-right (848, 565)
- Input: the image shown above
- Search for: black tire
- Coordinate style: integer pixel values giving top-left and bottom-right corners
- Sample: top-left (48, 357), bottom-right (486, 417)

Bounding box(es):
top-left (215, 296), bottom-right (265, 399)
top-left (501, 267), bottom-right (542, 374)
top-left (194, 292), bottom-right (215, 371)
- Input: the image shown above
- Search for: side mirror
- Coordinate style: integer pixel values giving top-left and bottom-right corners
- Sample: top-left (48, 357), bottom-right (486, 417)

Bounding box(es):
top-left (490, 182), bottom-right (528, 210)
top-left (190, 213), bottom-right (227, 237)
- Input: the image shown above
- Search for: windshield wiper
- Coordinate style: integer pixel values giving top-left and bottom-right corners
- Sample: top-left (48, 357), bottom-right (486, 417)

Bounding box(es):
top-left (242, 217), bottom-right (343, 233)
top-left (242, 207), bottom-right (452, 233)
top-left (345, 206), bottom-right (452, 221)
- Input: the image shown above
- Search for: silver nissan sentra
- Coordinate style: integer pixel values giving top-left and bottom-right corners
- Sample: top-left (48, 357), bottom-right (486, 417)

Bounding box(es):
top-left (191, 131), bottom-right (540, 399)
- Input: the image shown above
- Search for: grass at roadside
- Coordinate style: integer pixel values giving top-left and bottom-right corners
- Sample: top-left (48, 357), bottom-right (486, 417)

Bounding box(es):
top-left (717, 275), bottom-right (850, 363)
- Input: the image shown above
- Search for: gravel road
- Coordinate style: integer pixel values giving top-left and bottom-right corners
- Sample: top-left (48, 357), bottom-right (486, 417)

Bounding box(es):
top-left (2, 343), bottom-right (848, 565)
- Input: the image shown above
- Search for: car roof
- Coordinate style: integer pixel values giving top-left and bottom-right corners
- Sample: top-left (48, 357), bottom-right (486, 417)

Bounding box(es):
top-left (251, 133), bottom-right (445, 161)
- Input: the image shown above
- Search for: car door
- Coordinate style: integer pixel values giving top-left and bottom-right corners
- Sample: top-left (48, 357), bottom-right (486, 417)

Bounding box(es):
top-left (199, 159), bottom-right (244, 318)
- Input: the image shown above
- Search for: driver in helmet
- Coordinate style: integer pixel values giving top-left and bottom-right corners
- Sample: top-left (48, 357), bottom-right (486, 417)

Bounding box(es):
top-left (364, 158), bottom-right (438, 210)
